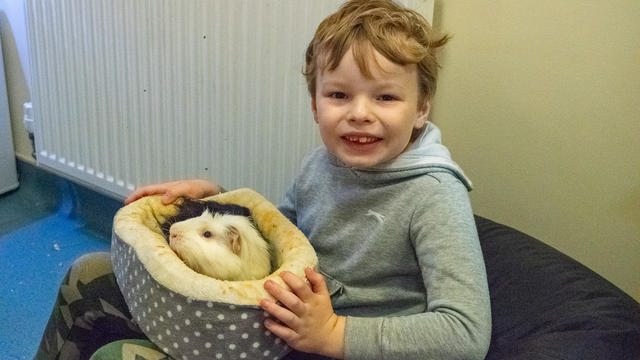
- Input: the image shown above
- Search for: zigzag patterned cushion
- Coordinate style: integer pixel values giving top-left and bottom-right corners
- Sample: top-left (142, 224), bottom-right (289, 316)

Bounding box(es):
top-left (90, 339), bottom-right (168, 360)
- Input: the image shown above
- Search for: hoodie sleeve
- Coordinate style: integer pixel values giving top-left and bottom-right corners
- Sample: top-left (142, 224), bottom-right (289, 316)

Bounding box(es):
top-left (344, 175), bottom-right (491, 360)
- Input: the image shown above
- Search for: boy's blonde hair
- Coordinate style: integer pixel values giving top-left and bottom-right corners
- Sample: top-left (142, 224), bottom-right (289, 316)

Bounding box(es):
top-left (304, 0), bottom-right (449, 106)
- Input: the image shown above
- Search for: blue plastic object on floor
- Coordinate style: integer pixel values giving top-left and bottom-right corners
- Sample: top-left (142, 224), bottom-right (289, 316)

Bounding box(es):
top-left (0, 161), bottom-right (119, 360)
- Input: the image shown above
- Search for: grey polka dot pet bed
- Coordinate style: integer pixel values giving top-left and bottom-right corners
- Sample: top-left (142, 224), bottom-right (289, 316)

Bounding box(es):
top-left (111, 189), bottom-right (318, 360)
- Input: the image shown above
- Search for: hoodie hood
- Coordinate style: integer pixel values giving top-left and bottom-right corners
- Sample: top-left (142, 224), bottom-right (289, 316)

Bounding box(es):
top-left (328, 122), bottom-right (473, 190)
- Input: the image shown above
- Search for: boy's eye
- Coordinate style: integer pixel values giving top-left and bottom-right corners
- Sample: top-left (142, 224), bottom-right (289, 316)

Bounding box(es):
top-left (329, 92), bottom-right (347, 99)
top-left (379, 94), bottom-right (397, 101)
top-left (203, 231), bottom-right (212, 238)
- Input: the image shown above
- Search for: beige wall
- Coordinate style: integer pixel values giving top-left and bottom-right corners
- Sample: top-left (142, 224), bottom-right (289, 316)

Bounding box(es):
top-left (432, 1), bottom-right (639, 300)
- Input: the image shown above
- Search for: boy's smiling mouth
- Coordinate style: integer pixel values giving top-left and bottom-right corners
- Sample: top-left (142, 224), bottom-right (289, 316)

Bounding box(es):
top-left (342, 134), bottom-right (381, 144)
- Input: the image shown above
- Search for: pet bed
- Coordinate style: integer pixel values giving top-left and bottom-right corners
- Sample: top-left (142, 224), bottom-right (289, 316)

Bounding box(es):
top-left (111, 188), bottom-right (318, 360)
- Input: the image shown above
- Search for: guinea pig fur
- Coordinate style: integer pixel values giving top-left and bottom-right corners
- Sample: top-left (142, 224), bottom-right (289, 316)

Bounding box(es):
top-left (167, 205), bottom-right (271, 281)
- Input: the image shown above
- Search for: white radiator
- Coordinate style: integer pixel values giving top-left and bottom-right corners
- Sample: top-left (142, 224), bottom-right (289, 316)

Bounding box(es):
top-left (26, 0), bottom-right (432, 203)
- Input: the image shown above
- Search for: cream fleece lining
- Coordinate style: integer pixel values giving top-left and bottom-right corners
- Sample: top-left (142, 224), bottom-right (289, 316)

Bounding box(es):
top-left (112, 188), bottom-right (317, 305)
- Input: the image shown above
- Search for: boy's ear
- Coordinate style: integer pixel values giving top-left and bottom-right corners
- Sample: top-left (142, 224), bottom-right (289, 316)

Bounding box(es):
top-left (311, 96), bottom-right (319, 123)
top-left (415, 100), bottom-right (431, 129)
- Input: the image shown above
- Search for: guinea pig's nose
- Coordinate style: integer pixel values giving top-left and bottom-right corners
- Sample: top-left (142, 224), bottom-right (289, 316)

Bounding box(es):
top-left (170, 233), bottom-right (177, 239)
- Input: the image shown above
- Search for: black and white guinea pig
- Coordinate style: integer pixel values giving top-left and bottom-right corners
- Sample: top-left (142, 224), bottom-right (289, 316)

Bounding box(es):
top-left (161, 198), bottom-right (271, 281)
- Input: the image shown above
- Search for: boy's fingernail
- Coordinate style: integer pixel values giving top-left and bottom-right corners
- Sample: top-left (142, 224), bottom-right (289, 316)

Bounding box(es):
top-left (260, 299), bottom-right (275, 309)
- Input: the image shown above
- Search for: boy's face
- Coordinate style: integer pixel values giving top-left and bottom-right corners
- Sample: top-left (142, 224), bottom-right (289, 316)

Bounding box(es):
top-left (312, 46), bottom-right (429, 168)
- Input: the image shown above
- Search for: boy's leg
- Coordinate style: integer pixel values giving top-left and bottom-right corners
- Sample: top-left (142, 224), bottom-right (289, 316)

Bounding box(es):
top-left (89, 339), bottom-right (168, 360)
top-left (35, 252), bottom-right (146, 360)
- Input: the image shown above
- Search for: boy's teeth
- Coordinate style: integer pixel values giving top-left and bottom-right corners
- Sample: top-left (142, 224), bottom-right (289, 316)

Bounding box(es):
top-left (346, 136), bottom-right (377, 143)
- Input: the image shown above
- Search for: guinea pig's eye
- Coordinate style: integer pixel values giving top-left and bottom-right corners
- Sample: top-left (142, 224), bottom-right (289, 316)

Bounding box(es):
top-left (203, 231), bottom-right (212, 238)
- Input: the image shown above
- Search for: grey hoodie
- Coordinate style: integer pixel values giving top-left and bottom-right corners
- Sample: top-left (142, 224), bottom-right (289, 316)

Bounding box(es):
top-left (278, 123), bottom-right (491, 360)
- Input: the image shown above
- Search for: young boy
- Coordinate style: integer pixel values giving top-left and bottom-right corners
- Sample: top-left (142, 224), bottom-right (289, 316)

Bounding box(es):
top-left (125, 1), bottom-right (491, 359)
top-left (36, 1), bottom-right (489, 359)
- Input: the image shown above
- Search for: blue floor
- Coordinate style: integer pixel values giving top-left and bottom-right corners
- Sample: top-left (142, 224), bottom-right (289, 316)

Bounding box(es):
top-left (0, 161), bottom-right (121, 360)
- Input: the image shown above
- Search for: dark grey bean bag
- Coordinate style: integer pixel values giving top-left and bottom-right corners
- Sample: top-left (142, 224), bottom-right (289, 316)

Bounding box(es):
top-left (475, 216), bottom-right (640, 360)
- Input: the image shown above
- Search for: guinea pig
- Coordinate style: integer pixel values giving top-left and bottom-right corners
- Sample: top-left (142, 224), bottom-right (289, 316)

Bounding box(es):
top-left (161, 198), bottom-right (271, 281)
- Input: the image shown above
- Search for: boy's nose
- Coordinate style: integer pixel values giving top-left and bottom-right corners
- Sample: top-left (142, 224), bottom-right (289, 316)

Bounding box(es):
top-left (348, 97), bottom-right (372, 123)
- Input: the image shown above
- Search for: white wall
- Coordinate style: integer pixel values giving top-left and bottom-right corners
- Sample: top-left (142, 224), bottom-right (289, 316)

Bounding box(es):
top-left (0, 0), bottom-right (32, 163)
top-left (0, 24), bottom-right (18, 194)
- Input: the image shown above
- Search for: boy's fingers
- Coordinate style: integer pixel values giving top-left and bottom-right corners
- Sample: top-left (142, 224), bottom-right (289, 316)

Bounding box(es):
top-left (161, 194), bottom-right (177, 205)
top-left (305, 268), bottom-right (329, 295)
top-left (264, 279), bottom-right (306, 316)
top-left (126, 183), bottom-right (181, 205)
top-left (161, 189), bottom-right (180, 205)
top-left (281, 271), bottom-right (314, 302)
top-left (264, 318), bottom-right (298, 344)
top-left (124, 179), bottom-right (219, 205)
top-left (261, 299), bottom-right (298, 329)
top-left (123, 194), bottom-right (138, 205)
top-left (125, 184), bottom-right (167, 203)
top-left (124, 187), bottom-right (153, 204)
top-left (124, 191), bottom-right (150, 205)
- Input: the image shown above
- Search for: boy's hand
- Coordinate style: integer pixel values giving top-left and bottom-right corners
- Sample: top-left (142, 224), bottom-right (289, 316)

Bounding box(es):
top-left (124, 179), bottom-right (221, 205)
top-left (261, 268), bottom-right (345, 359)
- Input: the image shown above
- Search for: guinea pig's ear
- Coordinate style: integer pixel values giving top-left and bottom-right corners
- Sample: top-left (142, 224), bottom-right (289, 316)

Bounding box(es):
top-left (227, 226), bottom-right (241, 255)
